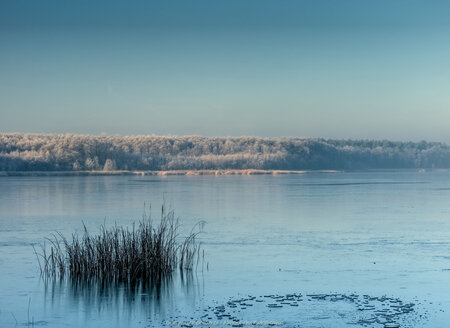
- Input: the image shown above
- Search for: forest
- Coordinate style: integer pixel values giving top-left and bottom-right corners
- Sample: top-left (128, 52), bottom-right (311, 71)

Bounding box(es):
top-left (1, 133), bottom-right (450, 171)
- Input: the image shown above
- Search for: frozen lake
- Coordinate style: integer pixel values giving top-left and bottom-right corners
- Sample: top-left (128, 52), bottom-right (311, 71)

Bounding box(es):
top-left (0, 170), bottom-right (449, 327)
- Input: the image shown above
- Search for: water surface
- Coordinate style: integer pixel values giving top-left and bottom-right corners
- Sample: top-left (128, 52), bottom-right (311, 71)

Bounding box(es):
top-left (0, 170), bottom-right (449, 327)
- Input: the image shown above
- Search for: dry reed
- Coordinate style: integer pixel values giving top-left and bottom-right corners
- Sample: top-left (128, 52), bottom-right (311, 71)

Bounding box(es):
top-left (34, 205), bottom-right (203, 285)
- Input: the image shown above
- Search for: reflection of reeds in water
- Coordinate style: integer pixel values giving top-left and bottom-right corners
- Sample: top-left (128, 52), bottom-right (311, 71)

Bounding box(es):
top-left (34, 205), bottom-right (204, 288)
top-left (43, 268), bottom-right (202, 323)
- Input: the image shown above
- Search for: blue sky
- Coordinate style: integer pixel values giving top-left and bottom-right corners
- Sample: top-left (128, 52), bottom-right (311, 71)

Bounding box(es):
top-left (1, 0), bottom-right (450, 141)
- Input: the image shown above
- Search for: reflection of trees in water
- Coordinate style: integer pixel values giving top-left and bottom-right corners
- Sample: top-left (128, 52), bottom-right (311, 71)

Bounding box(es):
top-left (44, 270), bottom-right (202, 318)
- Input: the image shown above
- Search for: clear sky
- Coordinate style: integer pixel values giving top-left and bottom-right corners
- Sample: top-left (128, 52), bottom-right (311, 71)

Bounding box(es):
top-left (1, 0), bottom-right (450, 142)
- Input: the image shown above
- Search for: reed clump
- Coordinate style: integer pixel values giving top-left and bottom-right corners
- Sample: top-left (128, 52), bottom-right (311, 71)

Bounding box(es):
top-left (35, 205), bottom-right (203, 285)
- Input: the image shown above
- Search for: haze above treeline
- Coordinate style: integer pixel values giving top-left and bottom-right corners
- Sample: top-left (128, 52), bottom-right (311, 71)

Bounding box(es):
top-left (1, 133), bottom-right (450, 172)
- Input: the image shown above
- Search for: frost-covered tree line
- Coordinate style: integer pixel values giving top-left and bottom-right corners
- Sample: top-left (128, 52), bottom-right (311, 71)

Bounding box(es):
top-left (1, 133), bottom-right (450, 171)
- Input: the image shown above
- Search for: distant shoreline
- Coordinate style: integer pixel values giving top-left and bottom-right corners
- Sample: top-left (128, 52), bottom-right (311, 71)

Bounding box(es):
top-left (3, 134), bottom-right (450, 171)
top-left (0, 169), bottom-right (342, 177)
